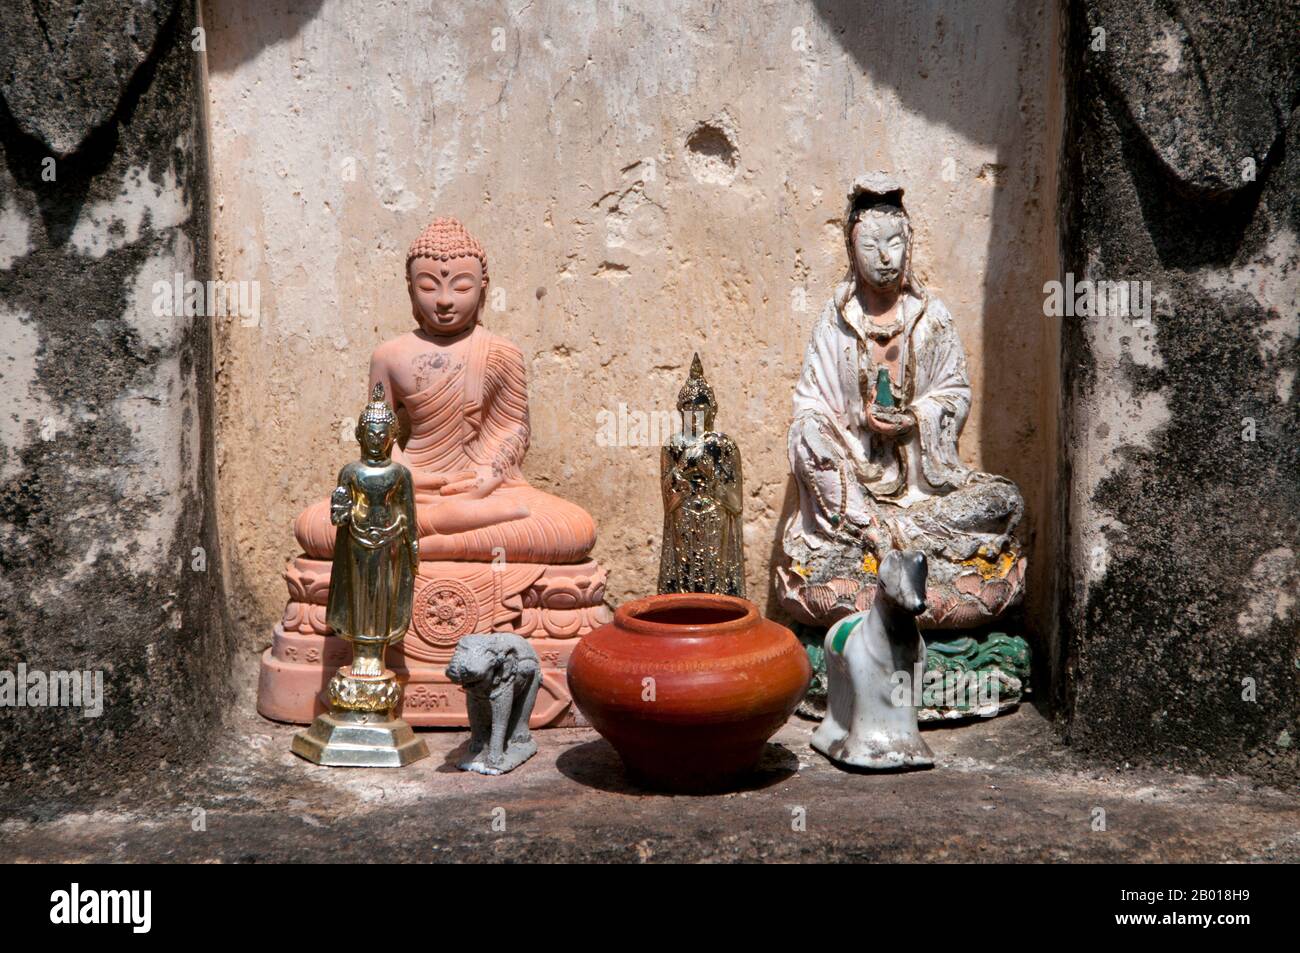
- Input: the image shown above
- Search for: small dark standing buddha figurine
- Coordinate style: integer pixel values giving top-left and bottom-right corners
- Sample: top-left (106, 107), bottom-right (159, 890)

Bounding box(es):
top-left (658, 354), bottom-right (745, 597)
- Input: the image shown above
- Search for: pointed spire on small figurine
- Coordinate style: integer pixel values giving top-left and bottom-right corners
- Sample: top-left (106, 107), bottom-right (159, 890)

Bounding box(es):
top-left (658, 353), bottom-right (746, 597)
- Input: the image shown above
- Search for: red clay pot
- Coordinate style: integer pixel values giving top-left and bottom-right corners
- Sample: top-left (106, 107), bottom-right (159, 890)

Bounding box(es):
top-left (567, 593), bottom-right (812, 792)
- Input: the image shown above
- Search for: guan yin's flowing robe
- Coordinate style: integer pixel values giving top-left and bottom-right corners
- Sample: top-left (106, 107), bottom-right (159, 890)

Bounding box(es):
top-left (783, 286), bottom-right (1022, 571)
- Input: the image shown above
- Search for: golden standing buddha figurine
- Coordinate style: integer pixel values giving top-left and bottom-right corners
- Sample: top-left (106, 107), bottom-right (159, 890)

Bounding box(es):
top-left (292, 383), bottom-right (429, 767)
top-left (658, 354), bottom-right (745, 597)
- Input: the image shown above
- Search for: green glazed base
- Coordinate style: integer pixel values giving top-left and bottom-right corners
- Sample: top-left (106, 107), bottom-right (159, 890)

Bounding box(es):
top-left (794, 622), bottom-right (1031, 722)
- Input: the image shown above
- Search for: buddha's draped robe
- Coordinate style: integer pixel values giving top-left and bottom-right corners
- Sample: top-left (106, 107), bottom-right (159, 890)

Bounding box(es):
top-left (783, 286), bottom-right (1022, 567)
top-left (298, 325), bottom-right (596, 564)
top-left (326, 462), bottom-right (417, 642)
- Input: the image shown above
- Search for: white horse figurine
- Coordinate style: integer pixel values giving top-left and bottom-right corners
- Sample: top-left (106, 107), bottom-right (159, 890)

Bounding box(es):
top-left (812, 549), bottom-right (935, 770)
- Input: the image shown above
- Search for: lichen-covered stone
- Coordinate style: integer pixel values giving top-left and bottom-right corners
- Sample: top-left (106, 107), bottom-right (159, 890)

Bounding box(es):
top-left (1060, 0), bottom-right (1299, 784)
top-left (0, 1), bottom-right (231, 805)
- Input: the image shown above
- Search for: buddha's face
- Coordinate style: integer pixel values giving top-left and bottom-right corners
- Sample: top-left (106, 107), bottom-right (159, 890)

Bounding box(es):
top-left (852, 211), bottom-right (908, 292)
top-left (358, 419), bottom-right (395, 458)
top-left (408, 255), bottom-right (484, 335)
top-left (678, 394), bottom-right (716, 435)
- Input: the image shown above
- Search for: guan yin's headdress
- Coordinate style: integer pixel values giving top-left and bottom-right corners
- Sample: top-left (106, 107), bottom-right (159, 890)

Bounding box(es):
top-left (842, 171), bottom-right (925, 298)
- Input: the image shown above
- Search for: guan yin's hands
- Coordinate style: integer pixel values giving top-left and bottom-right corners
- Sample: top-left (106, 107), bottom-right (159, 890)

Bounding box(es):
top-left (865, 405), bottom-right (915, 439)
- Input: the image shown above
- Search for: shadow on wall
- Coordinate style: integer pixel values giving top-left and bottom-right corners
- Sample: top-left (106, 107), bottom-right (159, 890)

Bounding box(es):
top-left (784, 0), bottom-right (1062, 694)
top-left (201, 0), bottom-right (327, 74)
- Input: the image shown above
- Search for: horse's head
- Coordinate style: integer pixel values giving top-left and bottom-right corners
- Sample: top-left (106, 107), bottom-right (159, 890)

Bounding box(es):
top-left (878, 549), bottom-right (928, 616)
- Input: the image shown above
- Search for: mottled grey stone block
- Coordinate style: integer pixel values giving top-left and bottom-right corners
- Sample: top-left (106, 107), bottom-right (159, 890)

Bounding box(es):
top-left (0, 0), bottom-right (230, 806)
top-left (1060, 0), bottom-right (1298, 784)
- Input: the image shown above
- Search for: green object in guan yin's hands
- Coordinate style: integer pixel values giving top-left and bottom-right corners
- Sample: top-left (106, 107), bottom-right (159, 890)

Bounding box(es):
top-left (874, 367), bottom-right (895, 408)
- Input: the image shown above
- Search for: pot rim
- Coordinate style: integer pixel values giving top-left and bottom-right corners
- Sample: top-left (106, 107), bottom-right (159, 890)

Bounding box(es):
top-left (613, 593), bottom-right (760, 636)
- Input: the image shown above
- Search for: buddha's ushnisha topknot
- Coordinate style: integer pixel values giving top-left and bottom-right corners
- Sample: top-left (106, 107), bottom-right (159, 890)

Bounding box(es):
top-left (359, 381), bottom-right (396, 428)
top-left (405, 217), bottom-right (489, 283)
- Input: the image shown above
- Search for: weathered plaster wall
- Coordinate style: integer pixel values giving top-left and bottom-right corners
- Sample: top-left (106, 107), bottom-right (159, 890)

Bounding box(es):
top-left (1061, 0), bottom-right (1299, 783)
top-left (0, 0), bottom-right (231, 803)
top-left (204, 1), bottom-right (1060, 681)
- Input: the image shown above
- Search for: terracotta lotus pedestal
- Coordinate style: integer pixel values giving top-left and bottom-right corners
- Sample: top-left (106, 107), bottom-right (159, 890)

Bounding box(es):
top-left (258, 216), bottom-right (611, 729)
top-left (260, 557), bottom-right (609, 728)
top-left (567, 593), bottom-right (811, 792)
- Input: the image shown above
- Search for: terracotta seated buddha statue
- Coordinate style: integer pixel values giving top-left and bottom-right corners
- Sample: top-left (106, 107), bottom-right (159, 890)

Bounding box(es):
top-left (259, 217), bottom-right (610, 730)
top-left (293, 218), bottom-right (595, 564)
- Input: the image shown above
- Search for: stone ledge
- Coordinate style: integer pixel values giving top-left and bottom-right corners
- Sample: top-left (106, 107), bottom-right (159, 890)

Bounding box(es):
top-left (2, 704), bottom-right (1296, 863)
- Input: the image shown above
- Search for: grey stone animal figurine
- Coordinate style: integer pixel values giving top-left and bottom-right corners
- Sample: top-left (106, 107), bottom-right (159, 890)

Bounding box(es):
top-left (445, 633), bottom-right (542, 775)
top-left (811, 549), bottom-right (935, 770)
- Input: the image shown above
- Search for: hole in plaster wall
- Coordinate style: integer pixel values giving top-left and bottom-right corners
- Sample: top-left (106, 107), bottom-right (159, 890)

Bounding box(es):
top-left (685, 121), bottom-right (738, 185)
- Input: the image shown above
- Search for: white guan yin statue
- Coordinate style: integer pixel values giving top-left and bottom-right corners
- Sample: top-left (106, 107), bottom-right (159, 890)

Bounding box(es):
top-left (776, 173), bottom-right (1029, 717)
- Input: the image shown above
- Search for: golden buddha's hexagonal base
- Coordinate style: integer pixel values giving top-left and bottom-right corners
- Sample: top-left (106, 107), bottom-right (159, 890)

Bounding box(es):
top-left (291, 710), bottom-right (429, 767)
